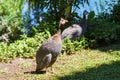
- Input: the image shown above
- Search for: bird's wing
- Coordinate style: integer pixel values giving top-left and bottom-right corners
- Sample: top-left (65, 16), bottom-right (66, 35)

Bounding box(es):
top-left (62, 24), bottom-right (82, 39)
top-left (36, 53), bottom-right (52, 71)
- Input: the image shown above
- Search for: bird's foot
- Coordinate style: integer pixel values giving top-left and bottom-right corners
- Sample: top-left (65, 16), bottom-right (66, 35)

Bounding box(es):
top-left (36, 69), bottom-right (46, 74)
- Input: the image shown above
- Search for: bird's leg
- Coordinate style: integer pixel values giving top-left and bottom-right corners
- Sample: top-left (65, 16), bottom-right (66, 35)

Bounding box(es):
top-left (50, 66), bottom-right (54, 73)
top-left (45, 67), bottom-right (48, 73)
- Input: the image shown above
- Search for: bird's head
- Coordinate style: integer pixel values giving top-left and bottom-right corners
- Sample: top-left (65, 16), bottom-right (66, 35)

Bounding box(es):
top-left (59, 18), bottom-right (68, 26)
top-left (83, 10), bottom-right (89, 16)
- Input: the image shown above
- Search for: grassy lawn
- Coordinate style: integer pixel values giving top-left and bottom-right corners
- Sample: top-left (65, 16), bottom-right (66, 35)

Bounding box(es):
top-left (0, 43), bottom-right (120, 80)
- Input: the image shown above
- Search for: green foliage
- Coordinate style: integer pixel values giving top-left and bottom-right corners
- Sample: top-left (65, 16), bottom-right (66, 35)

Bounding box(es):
top-left (62, 36), bottom-right (89, 55)
top-left (88, 11), bottom-right (95, 21)
top-left (29, 0), bottom-right (89, 21)
top-left (0, 0), bottom-right (26, 41)
top-left (25, 21), bottom-right (58, 37)
top-left (111, 2), bottom-right (120, 24)
top-left (0, 31), bottom-right (51, 62)
top-left (37, 22), bottom-right (57, 35)
top-left (86, 15), bottom-right (120, 47)
top-left (62, 38), bottom-right (75, 55)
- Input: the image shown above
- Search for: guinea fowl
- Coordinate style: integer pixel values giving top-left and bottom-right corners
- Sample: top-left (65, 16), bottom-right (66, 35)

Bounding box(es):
top-left (36, 18), bottom-right (68, 73)
top-left (62, 10), bottom-right (88, 41)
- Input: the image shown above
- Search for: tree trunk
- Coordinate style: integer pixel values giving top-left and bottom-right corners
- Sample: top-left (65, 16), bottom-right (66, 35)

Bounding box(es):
top-left (65, 0), bottom-right (73, 19)
top-left (59, 0), bottom-right (66, 19)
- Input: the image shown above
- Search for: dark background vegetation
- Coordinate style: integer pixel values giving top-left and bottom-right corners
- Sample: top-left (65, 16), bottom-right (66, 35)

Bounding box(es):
top-left (0, 0), bottom-right (120, 61)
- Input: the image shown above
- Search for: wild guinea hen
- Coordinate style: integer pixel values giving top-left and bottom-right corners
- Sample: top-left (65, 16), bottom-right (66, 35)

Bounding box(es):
top-left (62, 10), bottom-right (88, 41)
top-left (36, 18), bottom-right (68, 73)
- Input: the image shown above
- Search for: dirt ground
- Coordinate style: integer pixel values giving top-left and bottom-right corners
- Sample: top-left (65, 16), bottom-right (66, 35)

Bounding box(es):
top-left (0, 58), bottom-right (36, 80)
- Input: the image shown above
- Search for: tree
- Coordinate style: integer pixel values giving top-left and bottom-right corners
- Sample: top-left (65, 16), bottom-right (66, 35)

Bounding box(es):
top-left (111, 0), bottom-right (120, 24)
top-left (28, 0), bottom-right (89, 21)
top-left (0, 0), bottom-right (26, 42)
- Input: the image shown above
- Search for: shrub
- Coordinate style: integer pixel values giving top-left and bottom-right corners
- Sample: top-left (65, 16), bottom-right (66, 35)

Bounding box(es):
top-left (62, 38), bottom-right (75, 55)
top-left (86, 17), bottom-right (120, 47)
top-left (0, 0), bottom-right (26, 41)
top-left (111, 2), bottom-right (120, 24)
top-left (0, 31), bottom-right (51, 62)
top-left (62, 36), bottom-right (89, 55)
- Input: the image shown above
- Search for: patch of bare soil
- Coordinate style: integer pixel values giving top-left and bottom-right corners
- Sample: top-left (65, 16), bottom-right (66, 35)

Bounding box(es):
top-left (0, 58), bottom-right (36, 80)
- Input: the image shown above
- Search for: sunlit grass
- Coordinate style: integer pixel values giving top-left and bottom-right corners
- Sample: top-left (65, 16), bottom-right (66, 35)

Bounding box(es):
top-left (20, 62), bottom-right (32, 69)
top-left (0, 68), bottom-right (8, 74)
top-left (6, 43), bottom-right (120, 80)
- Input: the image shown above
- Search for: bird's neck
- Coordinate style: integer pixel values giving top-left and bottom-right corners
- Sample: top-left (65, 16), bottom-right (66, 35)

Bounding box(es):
top-left (57, 23), bottom-right (62, 34)
top-left (80, 14), bottom-right (86, 23)
top-left (52, 27), bottom-right (61, 40)
top-left (82, 14), bottom-right (86, 22)
top-left (57, 27), bottom-right (61, 35)
top-left (59, 23), bottom-right (61, 29)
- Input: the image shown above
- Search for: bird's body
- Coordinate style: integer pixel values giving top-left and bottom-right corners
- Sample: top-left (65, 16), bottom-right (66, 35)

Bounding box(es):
top-left (36, 18), bottom-right (68, 73)
top-left (62, 10), bottom-right (88, 41)
top-left (62, 24), bottom-right (82, 40)
top-left (36, 33), bottom-right (62, 70)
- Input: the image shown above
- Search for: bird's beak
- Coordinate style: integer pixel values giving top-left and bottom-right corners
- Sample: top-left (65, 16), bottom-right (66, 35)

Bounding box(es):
top-left (65, 20), bottom-right (68, 23)
top-left (63, 20), bottom-right (68, 25)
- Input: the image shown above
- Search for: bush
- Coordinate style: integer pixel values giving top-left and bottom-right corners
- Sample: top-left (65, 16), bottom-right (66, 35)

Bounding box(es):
top-left (86, 16), bottom-right (120, 47)
top-left (0, 0), bottom-right (26, 41)
top-left (111, 2), bottom-right (120, 24)
top-left (0, 31), bottom-right (51, 62)
top-left (62, 36), bottom-right (89, 55)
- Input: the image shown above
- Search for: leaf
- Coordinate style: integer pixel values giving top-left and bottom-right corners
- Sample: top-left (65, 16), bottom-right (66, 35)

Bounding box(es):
top-left (88, 11), bottom-right (95, 20)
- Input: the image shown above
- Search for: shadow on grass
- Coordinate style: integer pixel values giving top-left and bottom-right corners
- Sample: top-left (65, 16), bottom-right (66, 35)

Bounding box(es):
top-left (98, 42), bottom-right (120, 52)
top-left (24, 71), bottom-right (46, 74)
top-left (92, 42), bottom-right (120, 57)
top-left (58, 61), bottom-right (120, 80)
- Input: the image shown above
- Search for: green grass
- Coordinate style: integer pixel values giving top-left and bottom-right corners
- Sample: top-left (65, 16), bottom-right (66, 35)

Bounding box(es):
top-left (20, 62), bottom-right (32, 69)
top-left (4, 43), bottom-right (120, 80)
top-left (0, 68), bottom-right (8, 74)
